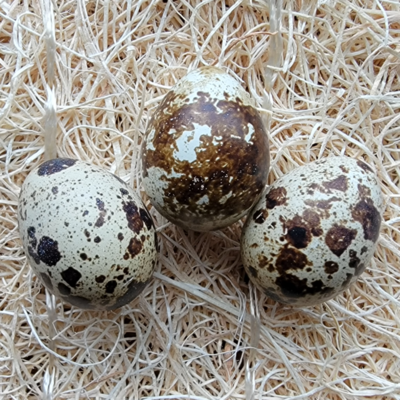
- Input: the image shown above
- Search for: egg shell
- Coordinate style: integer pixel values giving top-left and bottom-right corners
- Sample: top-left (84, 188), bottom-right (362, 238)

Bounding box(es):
top-left (18, 158), bottom-right (158, 310)
top-left (142, 66), bottom-right (270, 232)
top-left (241, 156), bottom-right (383, 307)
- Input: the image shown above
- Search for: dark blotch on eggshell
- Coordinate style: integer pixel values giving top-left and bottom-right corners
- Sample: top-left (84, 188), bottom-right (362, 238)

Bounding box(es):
top-left (351, 199), bottom-right (381, 242)
top-left (37, 236), bottom-right (61, 266)
top-left (324, 261), bottom-right (339, 274)
top-left (28, 246), bottom-right (41, 265)
top-left (105, 280), bottom-right (117, 294)
top-left (323, 175), bottom-right (348, 192)
top-left (348, 249), bottom-right (361, 269)
top-left (275, 245), bottom-right (312, 273)
top-left (126, 237), bottom-right (143, 259)
top-left (275, 274), bottom-right (333, 300)
top-left (123, 201), bottom-right (144, 233)
top-left (253, 209), bottom-right (267, 224)
top-left (95, 275), bottom-right (106, 283)
top-left (325, 225), bottom-right (357, 257)
top-left (106, 278), bottom-right (151, 310)
top-left (61, 267), bottom-right (82, 288)
top-left (266, 187), bottom-right (287, 209)
top-left (37, 158), bottom-right (76, 176)
top-left (284, 210), bottom-right (322, 249)
top-left (27, 226), bottom-right (37, 248)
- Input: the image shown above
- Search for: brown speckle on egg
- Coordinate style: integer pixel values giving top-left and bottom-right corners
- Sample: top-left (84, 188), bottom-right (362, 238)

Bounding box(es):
top-left (325, 225), bottom-right (357, 257)
top-left (351, 199), bottom-right (381, 242)
top-left (324, 261), bottom-right (339, 274)
top-left (266, 187), bottom-right (287, 209)
top-left (126, 237), bottom-right (143, 259)
top-left (323, 175), bottom-right (348, 192)
top-left (123, 201), bottom-right (144, 233)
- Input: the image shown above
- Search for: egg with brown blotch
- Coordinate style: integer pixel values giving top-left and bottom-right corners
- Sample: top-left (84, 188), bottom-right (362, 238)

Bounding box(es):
top-left (241, 156), bottom-right (383, 307)
top-left (18, 158), bottom-right (158, 310)
top-left (142, 66), bottom-right (270, 232)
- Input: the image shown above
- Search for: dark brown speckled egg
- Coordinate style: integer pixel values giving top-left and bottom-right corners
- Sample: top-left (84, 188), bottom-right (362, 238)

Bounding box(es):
top-left (142, 66), bottom-right (270, 232)
top-left (241, 156), bottom-right (383, 307)
top-left (18, 158), bottom-right (158, 310)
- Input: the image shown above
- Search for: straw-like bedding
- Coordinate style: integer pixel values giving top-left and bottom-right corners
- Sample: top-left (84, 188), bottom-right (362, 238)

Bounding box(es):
top-left (1, 0), bottom-right (400, 398)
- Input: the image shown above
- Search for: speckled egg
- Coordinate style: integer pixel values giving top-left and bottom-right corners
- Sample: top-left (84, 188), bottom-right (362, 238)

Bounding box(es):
top-left (241, 156), bottom-right (383, 307)
top-left (142, 66), bottom-right (270, 232)
top-left (18, 158), bottom-right (158, 310)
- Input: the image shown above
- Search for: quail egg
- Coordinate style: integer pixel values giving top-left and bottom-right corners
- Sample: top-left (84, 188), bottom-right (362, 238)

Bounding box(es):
top-left (142, 66), bottom-right (270, 232)
top-left (18, 158), bottom-right (158, 310)
top-left (241, 156), bottom-right (383, 307)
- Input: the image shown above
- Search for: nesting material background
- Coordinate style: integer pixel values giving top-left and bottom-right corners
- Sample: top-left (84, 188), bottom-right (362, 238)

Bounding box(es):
top-left (1, 0), bottom-right (400, 399)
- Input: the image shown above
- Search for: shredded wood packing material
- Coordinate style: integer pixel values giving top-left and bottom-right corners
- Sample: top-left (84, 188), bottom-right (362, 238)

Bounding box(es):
top-left (0, 0), bottom-right (399, 399)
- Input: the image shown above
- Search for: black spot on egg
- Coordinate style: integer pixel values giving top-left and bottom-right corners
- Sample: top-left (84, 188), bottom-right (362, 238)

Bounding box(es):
top-left (105, 280), bottom-right (117, 294)
top-left (95, 275), bottom-right (106, 283)
top-left (106, 278), bottom-right (151, 310)
top-left (275, 274), bottom-right (333, 300)
top-left (28, 246), bottom-right (41, 264)
top-left (348, 249), bottom-right (361, 269)
top-left (253, 209), bottom-right (267, 224)
top-left (27, 226), bottom-right (37, 248)
top-left (37, 236), bottom-right (61, 266)
top-left (37, 158), bottom-right (77, 176)
top-left (61, 267), bottom-right (82, 288)
top-left (52, 186), bottom-right (58, 195)
top-left (324, 261), bottom-right (339, 274)
top-left (120, 188), bottom-right (129, 196)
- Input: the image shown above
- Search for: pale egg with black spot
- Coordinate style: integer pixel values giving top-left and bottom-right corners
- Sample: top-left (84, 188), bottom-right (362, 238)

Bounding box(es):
top-left (18, 158), bottom-right (158, 310)
top-left (241, 156), bottom-right (383, 307)
top-left (142, 66), bottom-right (270, 232)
